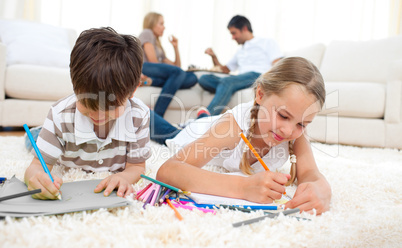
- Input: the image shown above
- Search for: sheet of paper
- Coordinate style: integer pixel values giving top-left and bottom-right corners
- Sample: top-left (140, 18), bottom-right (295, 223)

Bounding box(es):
top-left (188, 192), bottom-right (286, 206)
top-left (0, 176), bottom-right (130, 217)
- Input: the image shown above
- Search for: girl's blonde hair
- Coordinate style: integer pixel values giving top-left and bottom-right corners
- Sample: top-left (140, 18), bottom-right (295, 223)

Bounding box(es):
top-left (239, 57), bottom-right (325, 185)
top-left (143, 12), bottom-right (164, 53)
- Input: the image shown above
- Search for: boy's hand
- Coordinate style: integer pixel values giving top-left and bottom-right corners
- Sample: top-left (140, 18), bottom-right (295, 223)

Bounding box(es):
top-left (284, 182), bottom-right (331, 215)
top-left (26, 172), bottom-right (63, 200)
top-left (94, 173), bottom-right (134, 198)
top-left (243, 171), bottom-right (289, 203)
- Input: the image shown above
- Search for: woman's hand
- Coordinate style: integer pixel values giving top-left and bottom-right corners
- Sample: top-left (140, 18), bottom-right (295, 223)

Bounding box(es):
top-left (94, 173), bottom-right (134, 198)
top-left (284, 181), bottom-right (331, 215)
top-left (169, 35), bottom-right (178, 48)
top-left (242, 171), bottom-right (290, 203)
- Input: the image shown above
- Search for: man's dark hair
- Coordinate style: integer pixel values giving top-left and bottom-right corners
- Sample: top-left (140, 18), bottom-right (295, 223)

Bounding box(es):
top-left (70, 27), bottom-right (143, 111)
top-left (227, 15), bottom-right (253, 33)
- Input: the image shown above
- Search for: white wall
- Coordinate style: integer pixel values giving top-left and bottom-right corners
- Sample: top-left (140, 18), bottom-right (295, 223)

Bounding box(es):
top-left (0, 0), bottom-right (399, 69)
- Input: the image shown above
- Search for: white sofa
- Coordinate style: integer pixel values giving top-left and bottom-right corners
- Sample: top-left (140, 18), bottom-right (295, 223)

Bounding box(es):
top-left (1, 21), bottom-right (402, 149)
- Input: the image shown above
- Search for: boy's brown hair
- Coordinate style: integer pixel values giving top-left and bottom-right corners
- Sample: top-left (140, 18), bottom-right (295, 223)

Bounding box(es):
top-left (70, 27), bottom-right (143, 111)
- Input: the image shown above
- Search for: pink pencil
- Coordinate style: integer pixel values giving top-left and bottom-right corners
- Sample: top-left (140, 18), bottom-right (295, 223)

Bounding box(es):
top-left (150, 184), bottom-right (161, 206)
top-left (164, 202), bottom-right (216, 214)
top-left (140, 183), bottom-right (155, 202)
top-left (135, 183), bottom-right (152, 200)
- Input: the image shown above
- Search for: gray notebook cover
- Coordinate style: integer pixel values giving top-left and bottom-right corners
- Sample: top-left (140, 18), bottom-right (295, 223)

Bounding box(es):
top-left (0, 176), bottom-right (130, 217)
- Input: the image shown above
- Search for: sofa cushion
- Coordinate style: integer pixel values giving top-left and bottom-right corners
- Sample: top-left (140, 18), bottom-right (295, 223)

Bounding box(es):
top-left (0, 19), bottom-right (75, 68)
top-left (5, 64), bottom-right (73, 101)
top-left (284, 43), bottom-right (326, 68)
top-left (320, 35), bottom-right (402, 83)
top-left (135, 84), bottom-right (203, 110)
top-left (320, 81), bottom-right (385, 118)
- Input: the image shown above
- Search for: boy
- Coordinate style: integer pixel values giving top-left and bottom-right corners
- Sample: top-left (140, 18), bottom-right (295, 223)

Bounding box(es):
top-left (24, 27), bottom-right (151, 200)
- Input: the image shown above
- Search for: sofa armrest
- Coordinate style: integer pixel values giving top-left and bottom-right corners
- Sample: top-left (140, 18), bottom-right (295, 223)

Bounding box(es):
top-left (384, 59), bottom-right (402, 123)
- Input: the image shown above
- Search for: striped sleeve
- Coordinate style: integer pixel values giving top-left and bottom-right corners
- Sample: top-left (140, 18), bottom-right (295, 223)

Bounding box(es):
top-left (33, 107), bottom-right (64, 165)
top-left (126, 110), bottom-right (151, 164)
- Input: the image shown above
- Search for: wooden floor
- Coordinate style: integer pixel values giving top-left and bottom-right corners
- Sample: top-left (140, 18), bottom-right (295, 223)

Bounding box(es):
top-left (0, 127), bottom-right (25, 137)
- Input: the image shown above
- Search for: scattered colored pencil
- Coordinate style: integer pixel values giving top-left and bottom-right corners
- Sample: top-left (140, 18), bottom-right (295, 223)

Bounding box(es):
top-left (140, 174), bottom-right (182, 193)
top-left (166, 198), bottom-right (183, 221)
top-left (23, 124), bottom-right (61, 200)
top-left (232, 208), bottom-right (300, 227)
top-left (239, 132), bottom-right (292, 200)
top-left (159, 189), bottom-right (172, 203)
top-left (168, 202), bottom-right (216, 214)
top-left (0, 189), bottom-right (41, 202)
top-left (135, 183), bottom-right (152, 200)
top-left (150, 184), bottom-right (161, 206)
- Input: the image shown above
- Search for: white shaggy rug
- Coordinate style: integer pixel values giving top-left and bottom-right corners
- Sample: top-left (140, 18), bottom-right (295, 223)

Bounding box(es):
top-left (0, 136), bottom-right (401, 248)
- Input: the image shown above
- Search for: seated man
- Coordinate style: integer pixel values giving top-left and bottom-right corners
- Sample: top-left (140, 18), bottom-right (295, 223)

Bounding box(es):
top-left (198, 15), bottom-right (283, 117)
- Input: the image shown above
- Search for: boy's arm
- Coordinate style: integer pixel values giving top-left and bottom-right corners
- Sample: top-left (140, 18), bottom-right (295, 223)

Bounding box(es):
top-left (94, 162), bottom-right (145, 197)
top-left (24, 157), bottom-right (62, 200)
top-left (284, 135), bottom-right (332, 214)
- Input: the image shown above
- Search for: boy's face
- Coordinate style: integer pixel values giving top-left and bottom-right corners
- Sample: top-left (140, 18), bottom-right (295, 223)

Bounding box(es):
top-left (76, 101), bottom-right (126, 126)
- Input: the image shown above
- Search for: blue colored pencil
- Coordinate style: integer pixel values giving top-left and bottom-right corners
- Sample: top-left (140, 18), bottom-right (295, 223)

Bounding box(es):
top-left (23, 124), bottom-right (61, 200)
top-left (232, 205), bottom-right (279, 210)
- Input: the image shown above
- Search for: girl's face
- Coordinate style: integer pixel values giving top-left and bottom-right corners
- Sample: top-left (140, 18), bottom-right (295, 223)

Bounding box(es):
top-left (255, 84), bottom-right (321, 147)
top-left (76, 101), bottom-right (126, 126)
top-left (152, 16), bottom-right (165, 37)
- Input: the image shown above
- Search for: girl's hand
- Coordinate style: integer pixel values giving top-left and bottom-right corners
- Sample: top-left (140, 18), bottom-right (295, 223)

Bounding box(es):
top-left (94, 173), bottom-right (134, 198)
top-left (243, 171), bottom-right (289, 203)
top-left (284, 182), bottom-right (331, 215)
top-left (169, 35), bottom-right (178, 48)
top-left (26, 172), bottom-right (63, 200)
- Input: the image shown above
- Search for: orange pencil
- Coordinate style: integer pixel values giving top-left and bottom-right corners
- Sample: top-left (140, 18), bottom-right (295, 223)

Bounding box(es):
top-left (239, 132), bottom-right (292, 200)
top-left (240, 132), bottom-right (269, 171)
top-left (166, 198), bottom-right (183, 221)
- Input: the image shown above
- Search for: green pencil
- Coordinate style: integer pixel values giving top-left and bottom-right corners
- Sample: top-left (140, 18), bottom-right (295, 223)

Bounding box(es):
top-left (140, 174), bottom-right (182, 193)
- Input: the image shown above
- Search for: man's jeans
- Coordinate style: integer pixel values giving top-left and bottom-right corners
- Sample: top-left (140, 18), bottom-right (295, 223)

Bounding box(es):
top-left (149, 110), bottom-right (180, 145)
top-left (198, 72), bottom-right (260, 115)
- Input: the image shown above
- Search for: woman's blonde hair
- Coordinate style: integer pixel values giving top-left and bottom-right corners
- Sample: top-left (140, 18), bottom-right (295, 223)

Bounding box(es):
top-left (239, 57), bottom-right (325, 185)
top-left (143, 12), bottom-right (164, 52)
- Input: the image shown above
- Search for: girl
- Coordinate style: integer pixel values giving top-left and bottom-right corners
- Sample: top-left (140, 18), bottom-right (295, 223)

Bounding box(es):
top-left (154, 57), bottom-right (331, 214)
top-left (139, 12), bottom-right (198, 117)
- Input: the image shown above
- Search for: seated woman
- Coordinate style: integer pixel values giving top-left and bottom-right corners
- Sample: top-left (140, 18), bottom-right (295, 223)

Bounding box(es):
top-left (140, 12), bottom-right (198, 117)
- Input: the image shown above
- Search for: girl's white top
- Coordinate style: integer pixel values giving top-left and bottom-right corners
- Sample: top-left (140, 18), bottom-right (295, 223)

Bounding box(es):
top-left (166, 101), bottom-right (289, 173)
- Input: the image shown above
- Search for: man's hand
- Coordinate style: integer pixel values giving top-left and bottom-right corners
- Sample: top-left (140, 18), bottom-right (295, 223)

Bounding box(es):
top-left (204, 48), bottom-right (216, 57)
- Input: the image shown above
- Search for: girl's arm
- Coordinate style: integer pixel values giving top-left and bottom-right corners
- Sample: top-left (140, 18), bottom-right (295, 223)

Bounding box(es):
top-left (284, 134), bottom-right (332, 214)
top-left (143, 43), bottom-right (159, 63)
top-left (156, 114), bottom-right (289, 203)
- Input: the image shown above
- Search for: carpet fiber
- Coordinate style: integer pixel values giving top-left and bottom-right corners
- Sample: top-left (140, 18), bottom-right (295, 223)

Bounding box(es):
top-left (0, 136), bottom-right (401, 247)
